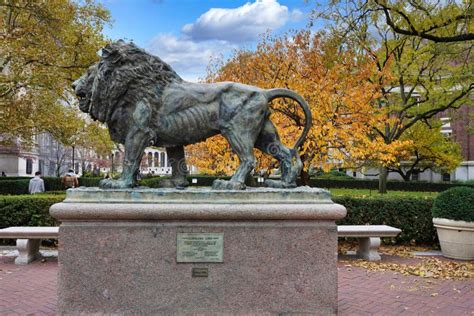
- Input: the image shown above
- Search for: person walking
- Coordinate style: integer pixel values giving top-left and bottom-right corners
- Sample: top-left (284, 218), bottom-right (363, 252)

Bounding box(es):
top-left (62, 169), bottom-right (79, 189)
top-left (29, 171), bottom-right (45, 194)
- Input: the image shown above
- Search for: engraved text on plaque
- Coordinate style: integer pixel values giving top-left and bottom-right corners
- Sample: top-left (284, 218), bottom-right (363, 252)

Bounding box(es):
top-left (177, 233), bottom-right (224, 263)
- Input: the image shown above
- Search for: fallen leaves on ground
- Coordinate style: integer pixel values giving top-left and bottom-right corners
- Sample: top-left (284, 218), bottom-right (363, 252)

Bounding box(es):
top-left (339, 243), bottom-right (474, 280)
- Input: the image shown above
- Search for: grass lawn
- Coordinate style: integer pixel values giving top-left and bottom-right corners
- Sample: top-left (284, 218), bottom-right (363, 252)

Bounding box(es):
top-left (329, 188), bottom-right (438, 198)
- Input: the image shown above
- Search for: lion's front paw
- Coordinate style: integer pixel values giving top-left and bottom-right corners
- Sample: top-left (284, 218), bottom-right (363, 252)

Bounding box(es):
top-left (264, 179), bottom-right (297, 189)
top-left (212, 179), bottom-right (246, 190)
top-left (99, 178), bottom-right (133, 189)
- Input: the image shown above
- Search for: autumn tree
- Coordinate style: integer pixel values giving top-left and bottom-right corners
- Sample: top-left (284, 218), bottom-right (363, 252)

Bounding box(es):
top-left (314, 2), bottom-right (473, 192)
top-left (387, 121), bottom-right (462, 181)
top-left (322, 0), bottom-right (473, 43)
top-left (0, 0), bottom-right (110, 145)
top-left (187, 30), bottom-right (404, 180)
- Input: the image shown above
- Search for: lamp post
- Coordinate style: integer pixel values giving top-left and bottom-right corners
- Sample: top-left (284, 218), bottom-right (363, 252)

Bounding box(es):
top-left (111, 153), bottom-right (115, 174)
top-left (72, 145), bottom-right (75, 172)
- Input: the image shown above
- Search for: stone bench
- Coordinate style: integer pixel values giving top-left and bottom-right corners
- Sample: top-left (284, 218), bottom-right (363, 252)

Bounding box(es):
top-left (338, 225), bottom-right (401, 261)
top-left (0, 227), bottom-right (59, 264)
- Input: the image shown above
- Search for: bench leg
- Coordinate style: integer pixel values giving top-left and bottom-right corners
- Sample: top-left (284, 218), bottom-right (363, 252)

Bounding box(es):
top-left (15, 239), bottom-right (42, 265)
top-left (356, 237), bottom-right (381, 261)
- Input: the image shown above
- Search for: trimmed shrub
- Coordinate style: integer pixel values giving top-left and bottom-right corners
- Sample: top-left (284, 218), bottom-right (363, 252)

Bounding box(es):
top-left (310, 178), bottom-right (474, 192)
top-left (431, 187), bottom-right (474, 222)
top-left (334, 196), bottom-right (437, 244)
top-left (314, 170), bottom-right (354, 180)
top-left (0, 192), bottom-right (437, 244)
top-left (0, 176), bottom-right (31, 181)
top-left (78, 177), bottom-right (102, 187)
top-left (43, 177), bottom-right (63, 191)
top-left (0, 194), bottom-right (64, 245)
top-left (0, 176), bottom-right (102, 195)
top-left (0, 179), bottom-right (30, 195)
top-left (0, 194), bottom-right (63, 228)
top-left (140, 175), bottom-right (232, 188)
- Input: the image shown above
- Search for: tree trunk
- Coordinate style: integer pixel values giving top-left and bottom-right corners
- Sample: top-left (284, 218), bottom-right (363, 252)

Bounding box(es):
top-left (378, 166), bottom-right (388, 194)
top-left (299, 168), bottom-right (310, 186)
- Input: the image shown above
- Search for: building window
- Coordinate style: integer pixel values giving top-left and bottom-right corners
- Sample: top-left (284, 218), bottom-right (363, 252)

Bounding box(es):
top-left (442, 173), bottom-right (451, 182)
top-left (411, 170), bottom-right (419, 181)
top-left (160, 152), bottom-right (166, 167)
top-left (50, 161), bottom-right (56, 175)
top-left (352, 171), bottom-right (357, 177)
top-left (154, 152), bottom-right (159, 167)
top-left (147, 152), bottom-right (153, 167)
top-left (26, 159), bottom-right (33, 175)
top-left (39, 160), bottom-right (44, 174)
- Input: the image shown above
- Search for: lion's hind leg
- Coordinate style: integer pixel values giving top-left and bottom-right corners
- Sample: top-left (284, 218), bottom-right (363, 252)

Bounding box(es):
top-left (255, 120), bottom-right (301, 188)
top-left (212, 130), bottom-right (258, 190)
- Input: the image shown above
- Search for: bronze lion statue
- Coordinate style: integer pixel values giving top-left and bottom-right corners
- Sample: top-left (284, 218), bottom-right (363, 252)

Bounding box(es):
top-left (72, 40), bottom-right (312, 190)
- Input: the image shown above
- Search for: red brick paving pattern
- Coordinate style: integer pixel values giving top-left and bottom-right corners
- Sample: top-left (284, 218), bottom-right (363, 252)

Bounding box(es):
top-left (0, 257), bottom-right (57, 315)
top-left (338, 263), bottom-right (473, 315)
top-left (0, 256), bottom-right (472, 315)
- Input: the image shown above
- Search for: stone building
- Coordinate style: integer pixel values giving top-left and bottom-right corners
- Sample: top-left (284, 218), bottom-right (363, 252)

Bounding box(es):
top-left (0, 133), bottom-right (173, 177)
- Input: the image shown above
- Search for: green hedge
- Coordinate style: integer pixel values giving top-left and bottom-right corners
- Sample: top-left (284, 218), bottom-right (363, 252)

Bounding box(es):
top-left (0, 177), bottom-right (102, 195)
top-left (0, 193), bottom-right (437, 245)
top-left (432, 187), bottom-right (474, 222)
top-left (334, 196), bottom-right (436, 244)
top-left (2, 174), bottom-right (473, 195)
top-left (310, 178), bottom-right (474, 192)
top-left (0, 194), bottom-right (64, 245)
top-left (140, 175), bottom-right (232, 188)
top-left (78, 177), bottom-right (102, 187)
top-left (0, 194), bottom-right (63, 228)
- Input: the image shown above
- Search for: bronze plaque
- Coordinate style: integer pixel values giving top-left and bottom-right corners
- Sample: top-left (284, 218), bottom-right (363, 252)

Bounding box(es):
top-left (192, 267), bottom-right (209, 277)
top-left (177, 233), bottom-right (224, 263)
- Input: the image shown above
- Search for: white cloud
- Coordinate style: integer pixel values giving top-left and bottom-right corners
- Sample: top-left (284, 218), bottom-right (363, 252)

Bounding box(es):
top-left (147, 1), bottom-right (305, 81)
top-left (147, 34), bottom-right (236, 82)
top-left (290, 8), bottom-right (303, 21)
top-left (181, 0), bottom-right (301, 42)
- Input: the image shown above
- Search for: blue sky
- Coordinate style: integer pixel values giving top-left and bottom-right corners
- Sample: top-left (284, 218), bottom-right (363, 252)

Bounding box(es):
top-left (99, 0), bottom-right (316, 81)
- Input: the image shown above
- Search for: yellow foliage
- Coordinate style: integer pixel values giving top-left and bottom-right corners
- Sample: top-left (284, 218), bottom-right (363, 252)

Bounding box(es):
top-left (187, 29), bottom-right (402, 174)
top-left (0, 0), bottom-right (111, 147)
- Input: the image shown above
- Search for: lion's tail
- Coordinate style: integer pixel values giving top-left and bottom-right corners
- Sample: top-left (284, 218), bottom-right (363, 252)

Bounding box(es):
top-left (265, 88), bottom-right (312, 151)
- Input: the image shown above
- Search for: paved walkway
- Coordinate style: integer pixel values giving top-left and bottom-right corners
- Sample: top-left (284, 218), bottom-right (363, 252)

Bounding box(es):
top-left (0, 254), bottom-right (472, 315)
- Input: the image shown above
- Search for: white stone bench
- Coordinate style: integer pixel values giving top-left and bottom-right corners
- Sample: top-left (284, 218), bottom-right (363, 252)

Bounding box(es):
top-left (0, 227), bottom-right (59, 264)
top-left (338, 225), bottom-right (401, 261)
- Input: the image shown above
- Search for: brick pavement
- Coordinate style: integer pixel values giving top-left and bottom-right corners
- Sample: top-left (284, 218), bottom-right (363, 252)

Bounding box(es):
top-left (0, 256), bottom-right (57, 315)
top-left (0, 254), bottom-right (472, 315)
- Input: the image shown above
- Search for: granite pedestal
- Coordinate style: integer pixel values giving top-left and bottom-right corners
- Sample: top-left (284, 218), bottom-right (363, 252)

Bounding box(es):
top-left (50, 187), bottom-right (346, 315)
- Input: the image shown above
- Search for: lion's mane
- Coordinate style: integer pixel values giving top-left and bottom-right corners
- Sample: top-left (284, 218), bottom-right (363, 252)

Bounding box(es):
top-left (85, 40), bottom-right (183, 142)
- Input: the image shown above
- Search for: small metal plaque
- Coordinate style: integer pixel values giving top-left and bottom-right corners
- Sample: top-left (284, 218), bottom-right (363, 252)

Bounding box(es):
top-left (192, 267), bottom-right (209, 277)
top-left (177, 233), bottom-right (224, 263)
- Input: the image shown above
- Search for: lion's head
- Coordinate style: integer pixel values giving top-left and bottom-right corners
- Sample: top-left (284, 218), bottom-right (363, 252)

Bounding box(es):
top-left (72, 40), bottom-right (182, 123)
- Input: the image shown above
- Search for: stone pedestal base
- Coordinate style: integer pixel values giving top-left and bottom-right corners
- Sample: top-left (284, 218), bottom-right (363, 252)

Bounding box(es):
top-left (50, 187), bottom-right (346, 315)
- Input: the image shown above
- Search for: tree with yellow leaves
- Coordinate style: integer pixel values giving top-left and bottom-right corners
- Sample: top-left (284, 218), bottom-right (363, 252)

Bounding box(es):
top-left (387, 121), bottom-right (462, 181)
top-left (0, 0), bottom-right (111, 147)
top-left (314, 2), bottom-right (473, 192)
top-left (187, 29), bottom-right (404, 181)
